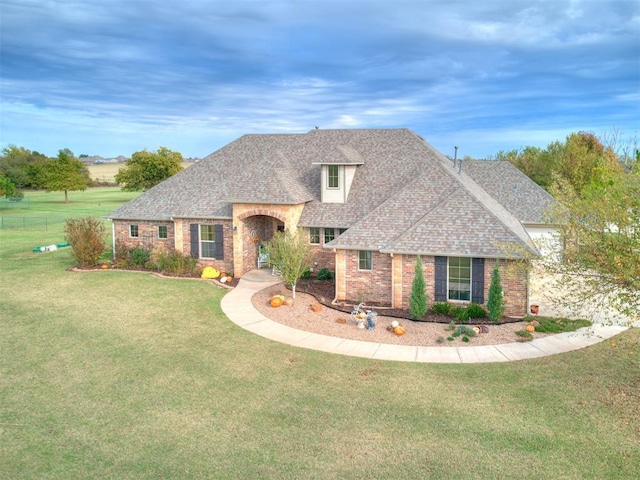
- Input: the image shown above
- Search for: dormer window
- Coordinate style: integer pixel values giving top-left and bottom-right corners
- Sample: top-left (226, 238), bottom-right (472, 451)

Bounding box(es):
top-left (327, 165), bottom-right (339, 189)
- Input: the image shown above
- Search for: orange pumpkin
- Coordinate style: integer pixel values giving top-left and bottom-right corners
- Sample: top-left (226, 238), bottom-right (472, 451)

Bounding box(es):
top-left (394, 325), bottom-right (406, 336)
top-left (525, 323), bottom-right (535, 333)
top-left (101, 263), bottom-right (109, 269)
top-left (270, 295), bottom-right (284, 308)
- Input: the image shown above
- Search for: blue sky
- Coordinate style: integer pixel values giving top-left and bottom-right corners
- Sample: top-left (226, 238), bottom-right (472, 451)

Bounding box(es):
top-left (1, 0), bottom-right (638, 159)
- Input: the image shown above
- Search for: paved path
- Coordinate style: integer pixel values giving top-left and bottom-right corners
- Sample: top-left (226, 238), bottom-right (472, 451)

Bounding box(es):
top-left (220, 269), bottom-right (631, 363)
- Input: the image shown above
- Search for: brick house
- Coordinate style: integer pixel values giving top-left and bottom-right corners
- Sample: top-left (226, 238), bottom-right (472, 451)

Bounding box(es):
top-left (108, 128), bottom-right (554, 317)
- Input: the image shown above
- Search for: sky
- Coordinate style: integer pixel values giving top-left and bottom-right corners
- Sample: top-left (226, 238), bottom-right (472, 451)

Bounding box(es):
top-left (1, 0), bottom-right (638, 160)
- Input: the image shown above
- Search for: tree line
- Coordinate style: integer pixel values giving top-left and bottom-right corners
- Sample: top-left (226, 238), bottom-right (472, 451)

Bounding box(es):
top-left (0, 146), bottom-right (183, 202)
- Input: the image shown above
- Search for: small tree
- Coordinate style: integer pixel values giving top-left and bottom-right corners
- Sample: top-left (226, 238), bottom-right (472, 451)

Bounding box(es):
top-left (409, 255), bottom-right (428, 318)
top-left (44, 149), bottom-right (90, 203)
top-left (0, 175), bottom-right (16, 197)
top-left (262, 229), bottom-right (313, 298)
top-left (64, 217), bottom-right (106, 268)
top-left (487, 262), bottom-right (506, 321)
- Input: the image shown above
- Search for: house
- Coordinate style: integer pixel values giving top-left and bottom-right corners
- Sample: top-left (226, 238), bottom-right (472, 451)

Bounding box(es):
top-left (107, 128), bottom-right (555, 317)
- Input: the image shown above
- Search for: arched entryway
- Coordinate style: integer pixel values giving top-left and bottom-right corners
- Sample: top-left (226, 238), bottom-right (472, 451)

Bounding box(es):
top-left (236, 210), bottom-right (286, 275)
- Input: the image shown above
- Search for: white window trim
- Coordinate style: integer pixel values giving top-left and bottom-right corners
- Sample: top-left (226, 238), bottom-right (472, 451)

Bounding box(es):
top-left (200, 224), bottom-right (216, 259)
top-left (129, 224), bottom-right (139, 238)
top-left (309, 227), bottom-right (320, 245)
top-left (327, 165), bottom-right (340, 189)
top-left (158, 225), bottom-right (168, 239)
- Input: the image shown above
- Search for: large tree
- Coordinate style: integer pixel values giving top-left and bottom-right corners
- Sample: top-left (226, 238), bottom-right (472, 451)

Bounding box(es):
top-left (44, 149), bottom-right (90, 203)
top-left (0, 175), bottom-right (16, 197)
top-left (542, 160), bottom-right (639, 320)
top-left (115, 147), bottom-right (183, 191)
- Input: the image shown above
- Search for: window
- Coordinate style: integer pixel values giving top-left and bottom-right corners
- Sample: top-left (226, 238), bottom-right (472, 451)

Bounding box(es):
top-left (448, 257), bottom-right (471, 301)
top-left (309, 227), bottom-right (320, 244)
top-left (338, 228), bottom-right (347, 235)
top-left (158, 225), bottom-right (168, 239)
top-left (327, 165), bottom-right (339, 189)
top-left (200, 225), bottom-right (216, 258)
top-left (358, 250), bottom-right (372, 270)
top-left (324, 228), bottom-right (335, 244)
top-left (129, 225), bottom-right (139, 238)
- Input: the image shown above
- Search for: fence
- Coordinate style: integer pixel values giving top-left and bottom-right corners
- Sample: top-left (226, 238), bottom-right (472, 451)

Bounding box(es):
top-left (0, 216), bottom-right (111, 231)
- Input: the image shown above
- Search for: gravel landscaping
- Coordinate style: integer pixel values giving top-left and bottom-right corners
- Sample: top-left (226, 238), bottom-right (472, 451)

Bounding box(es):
top-left (252, 283), bottom-right (552, 347)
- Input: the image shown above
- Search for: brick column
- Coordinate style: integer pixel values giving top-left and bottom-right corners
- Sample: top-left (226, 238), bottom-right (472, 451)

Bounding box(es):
top-left (392, 253), bottom-right (404, 308)
top-left (335, 249), bottom-right (346, 302)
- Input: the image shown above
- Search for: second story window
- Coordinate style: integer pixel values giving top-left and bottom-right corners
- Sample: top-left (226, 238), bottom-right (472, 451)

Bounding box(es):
top-left (327, 165), bottom-right (339, 189)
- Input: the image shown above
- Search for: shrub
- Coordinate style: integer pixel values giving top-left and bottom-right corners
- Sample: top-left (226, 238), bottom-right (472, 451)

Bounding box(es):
top-left (128, 246), bottom-right (152, 267)
top-left (409, 256), bottom-right (428, 318)
top-left (533, 317), bottom-right (592, 333)
top-left (466, 303), bottom-right (488, 319)
top-left (317, 267), bottom-right (333, 281)
top-left (515, 330), bottom-right (533, 341)
top-left (456, 326), bottom-right (477, 337)
top-left (432, 302), bottom-right (452, 316)
top-left (156, 251), bottom-right (198, 276)
top-left (64, 217), bottom-right (106, 268)
top-left (487, 262), bottom-right (506, 321)
top-left (301, 267), bottom-right (313, 279)
top-left (452, 306), bottom-right (470, 322)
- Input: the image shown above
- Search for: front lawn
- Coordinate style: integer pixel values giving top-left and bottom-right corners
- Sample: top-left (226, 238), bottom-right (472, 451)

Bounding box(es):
top-left (1, 188), bottom-right (639, 479)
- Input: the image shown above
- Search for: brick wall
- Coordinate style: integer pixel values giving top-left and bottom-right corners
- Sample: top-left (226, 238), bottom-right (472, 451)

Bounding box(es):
top-left (113, 220), bottom-right (174, 252)
top-left (343, 250), bottom-right (392, 306)
top-left (177, 218), bottom-right (234, 273)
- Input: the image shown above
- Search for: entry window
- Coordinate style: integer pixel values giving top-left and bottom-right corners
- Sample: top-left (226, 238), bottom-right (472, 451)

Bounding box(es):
top-left (327, 165), bottom-right (339, 189)
top-left (158, 225), bottom-right (168, 239)
top-left (324, 228), bottom-right (335, 244)
top-left (358, 250), bottom-right (372, 270)
top-left (309, 227), bottom-right (320, 244)
top-left (200, 225), bottom-right (216, 258)
top-left (129, 225), bottom-right (139, 238)
top-left (448, 257), bottom-right (471, 301)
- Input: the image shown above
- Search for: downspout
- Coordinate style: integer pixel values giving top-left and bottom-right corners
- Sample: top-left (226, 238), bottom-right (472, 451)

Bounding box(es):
top-left (111, 222), bottom-right (116, 261)
top-left (330, 247), bottom-right (340, 306)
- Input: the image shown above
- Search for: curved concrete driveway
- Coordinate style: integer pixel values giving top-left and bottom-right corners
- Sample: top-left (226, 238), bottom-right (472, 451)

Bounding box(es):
top-left (220, 269), bottom-right (630, 363)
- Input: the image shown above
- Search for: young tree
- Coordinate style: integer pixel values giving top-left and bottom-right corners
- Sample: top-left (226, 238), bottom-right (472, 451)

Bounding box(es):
top-left (409, 255), bottom-right (428, 318)
top-left (262, 229), bottom-right (314, 298)
top-left (64, 217), bottom-right (106, 268)
top-left (44, 149), bottom-right (90, 203)
top-left (487, 262), bottom-right (505, 321)
top-left (115, 147), bottom-right (183, 191)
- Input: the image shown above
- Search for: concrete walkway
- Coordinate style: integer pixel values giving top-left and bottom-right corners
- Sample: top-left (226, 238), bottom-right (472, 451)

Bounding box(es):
top-left (220, 269), bottom-right (631, 363)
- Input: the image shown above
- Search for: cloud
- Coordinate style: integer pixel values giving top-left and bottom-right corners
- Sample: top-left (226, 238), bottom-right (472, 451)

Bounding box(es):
top-left (1, 0), bottom-right (638, 158)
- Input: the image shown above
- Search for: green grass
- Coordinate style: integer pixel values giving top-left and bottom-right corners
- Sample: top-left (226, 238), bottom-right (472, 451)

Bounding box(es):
top-left (2, 189), bottom-right (640, 479)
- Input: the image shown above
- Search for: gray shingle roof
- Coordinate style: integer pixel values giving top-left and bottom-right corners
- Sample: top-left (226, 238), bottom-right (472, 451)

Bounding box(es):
top-left (108, 128), bottom-right (546, 257)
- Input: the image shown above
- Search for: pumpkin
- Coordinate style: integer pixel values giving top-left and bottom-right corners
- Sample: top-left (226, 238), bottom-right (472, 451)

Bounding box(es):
top-left (270, 295), bottom-right (284, 308)
top-left (394, 325), bottom-right (406, 336)
top-left (391, 320), bottom-right (400, 328)
top-left (525, 323), bottom-right (535, 333)
top-left (284, 297), bottom-right (293, 307)
top-left (357, 312), bottom-right (367, 319)
top-left (101, 263), bottom-right (109, 269)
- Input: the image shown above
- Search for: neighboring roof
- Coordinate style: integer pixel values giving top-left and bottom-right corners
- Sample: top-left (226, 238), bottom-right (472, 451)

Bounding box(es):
top-left (462, 160), bottom-right (556, 224)
top-left (108, 128), bottom-right (546, 257)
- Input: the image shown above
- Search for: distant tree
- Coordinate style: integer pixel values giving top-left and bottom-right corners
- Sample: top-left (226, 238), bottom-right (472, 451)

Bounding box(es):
top-left (64, 217), bottom-right (106, 268)
top-left (494, 146), bottom-right (554, 191)
top-left (44, 149), bottom-right (90, 203)
top-left (409, 256), bottom-right (428, 318)
top-left (487, 262), bottom-right (505, 321)
top-left (115, 147), bottom-right (183, 191)
top-left (0, 175), bottom-right (16, 197)
top-left (262, 229), bottom-right (314, 298)
top-left (0, 145), bottom-right (48, 189)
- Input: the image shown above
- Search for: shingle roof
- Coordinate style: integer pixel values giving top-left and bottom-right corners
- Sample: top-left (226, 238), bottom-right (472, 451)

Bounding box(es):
top-left (108, 128), bottom-right (545, 257)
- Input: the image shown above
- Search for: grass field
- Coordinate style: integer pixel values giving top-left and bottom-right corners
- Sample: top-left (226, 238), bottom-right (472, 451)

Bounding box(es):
top-left (1, 188), bottom-right (639, 479)
top-left (87, 162), bottom-right (193, 183)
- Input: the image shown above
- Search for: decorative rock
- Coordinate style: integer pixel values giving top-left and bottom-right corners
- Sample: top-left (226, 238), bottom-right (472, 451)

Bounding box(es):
top-left (284, 297), bottom-right (294, 307)
top-left (478, 325), bottom-right (490, 334)
top-left (336, 317), bottom-right (347, 324)
top-left (310, 303), bottom-right (323, 313)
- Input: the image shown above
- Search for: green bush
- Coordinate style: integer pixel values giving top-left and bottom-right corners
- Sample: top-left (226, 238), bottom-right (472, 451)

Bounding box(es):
top-left (432, 302), bottom-right (452, 316)
top-left (317, 267), bottom-right (333, 281)
top-left (128, 246), bottom-right (152, 267)
top-left (155, 251), bottom-right (198, 277)
top-left (409, 256), bottom-right (428, 318)
top-left (452, 306), bottom-right (470, 322)
top-left (466, 303), bottom-right (488, 319)
top-left (515, 330), bottom-right (533, 341)
top-left (301, 267), bottom-right (313, 279)
top-left (533, 317), bottom-right (592, 333)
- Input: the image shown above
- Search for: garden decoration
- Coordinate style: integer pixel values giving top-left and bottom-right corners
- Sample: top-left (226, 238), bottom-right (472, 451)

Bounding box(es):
top-left (366, 310), bottom-right (377, 331)
top-left (201, 267), bottom-right (220, 279)
top-left (270, 295), bottom-right (285, 307)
